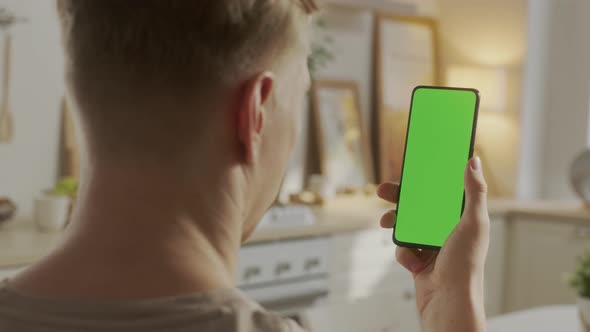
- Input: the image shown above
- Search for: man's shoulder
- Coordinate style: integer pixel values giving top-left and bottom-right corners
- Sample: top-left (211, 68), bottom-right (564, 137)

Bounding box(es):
top-left (0, 283), bottom-right (307, 332)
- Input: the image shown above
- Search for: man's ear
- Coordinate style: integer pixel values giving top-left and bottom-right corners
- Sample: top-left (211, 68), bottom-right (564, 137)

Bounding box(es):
top-left (237, 72), bottom-right (274, 164)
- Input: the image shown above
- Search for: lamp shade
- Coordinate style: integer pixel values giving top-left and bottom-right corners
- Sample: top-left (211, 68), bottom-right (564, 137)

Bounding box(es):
top-left (447, 65), bottom-right (507, 112)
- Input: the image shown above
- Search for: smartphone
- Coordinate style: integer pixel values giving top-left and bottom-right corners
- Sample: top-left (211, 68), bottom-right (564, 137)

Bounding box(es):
top-left (393, 86), bottom-right (480, 250)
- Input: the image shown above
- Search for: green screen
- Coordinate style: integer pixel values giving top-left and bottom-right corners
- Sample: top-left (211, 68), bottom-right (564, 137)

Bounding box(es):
top-left (394, 87), bottom-right (478, 248)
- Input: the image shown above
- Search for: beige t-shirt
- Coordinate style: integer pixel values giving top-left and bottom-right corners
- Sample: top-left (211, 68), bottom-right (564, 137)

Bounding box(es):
top-left (0, 280), bottom-right (305, 332)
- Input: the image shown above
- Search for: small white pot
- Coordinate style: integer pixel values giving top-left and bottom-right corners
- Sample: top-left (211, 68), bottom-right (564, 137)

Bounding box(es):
top-left (34, 194), bottom-right (71, 232)
top-left (578, 297), bottom-right (590, 327)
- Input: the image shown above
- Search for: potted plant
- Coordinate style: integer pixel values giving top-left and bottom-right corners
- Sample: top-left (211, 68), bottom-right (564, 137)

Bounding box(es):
top-left (34, 177), bottom-right (77, 231)
top-left (51, 177), bottom-right (78, 197)
top-left (569, 250), bottom-right (590, 328)
top-left (308, 18), bottom-right (334, 78)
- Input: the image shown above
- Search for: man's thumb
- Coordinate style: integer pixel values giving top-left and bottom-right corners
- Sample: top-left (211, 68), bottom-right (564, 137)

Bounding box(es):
top-left (464, 157), bottom-right (488, 214)
top-left (440, 157), bottom-right (490, 273)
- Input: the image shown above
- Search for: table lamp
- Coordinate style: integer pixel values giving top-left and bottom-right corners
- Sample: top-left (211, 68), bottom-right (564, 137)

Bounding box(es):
top-left (447, 65), bottom-right (508, 196)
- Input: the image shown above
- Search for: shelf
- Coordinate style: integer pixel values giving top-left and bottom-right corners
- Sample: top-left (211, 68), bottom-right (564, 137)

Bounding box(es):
top-left (322, 0), bottom-right (418, 13)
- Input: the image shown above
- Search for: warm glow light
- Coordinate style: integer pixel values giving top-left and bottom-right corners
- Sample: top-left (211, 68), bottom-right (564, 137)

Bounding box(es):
top-left (447, 65), bottom-right (507, 113)
top-left (438, 2), bottom-right (527, 67)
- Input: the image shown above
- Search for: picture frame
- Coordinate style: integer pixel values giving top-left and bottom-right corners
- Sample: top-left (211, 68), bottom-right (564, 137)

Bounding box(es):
top-left (60, 98), bottom-right (80, 179)
top-left (276, 96), bottom-right (311, 203)
top-left (374, 14), bottom-right (441, 182)
top-left (311, 80), bottom-right (375, 191)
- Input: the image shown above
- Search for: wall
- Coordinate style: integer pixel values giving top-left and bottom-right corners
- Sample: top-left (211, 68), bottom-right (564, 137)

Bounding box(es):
top-left (314, 0), bottom-right (527, 197)
top-left (0, 0), bottom-right (64, 219)
top-left (518, 0), bottom-right (590, 200)
top-left (0, 0), bottom-right (531, 218)
top-left (313, 8), bottom-right (375, 128)
top-left (280, 0), bottom-right (437, 194)
top-left (438, 0), bottom-right (527, 197)
top-left (315, 1), bottom-right (438, 127)
top-left (0, 0), bottom-right (438, 211)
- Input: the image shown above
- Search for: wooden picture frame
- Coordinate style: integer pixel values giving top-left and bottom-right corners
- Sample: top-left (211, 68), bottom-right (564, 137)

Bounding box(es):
top-left (311, 80), bottom-right (375, 191)
top-left (374, 14), bottom-right (441, 182)
top-left (277, 95), bottom-right (311, 203)
top-left (60, 98), bottom-right (80, 179)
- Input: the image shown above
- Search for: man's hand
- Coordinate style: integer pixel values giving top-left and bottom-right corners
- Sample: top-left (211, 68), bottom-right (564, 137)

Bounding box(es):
top-left (378, 157), bottom-right (489, 332)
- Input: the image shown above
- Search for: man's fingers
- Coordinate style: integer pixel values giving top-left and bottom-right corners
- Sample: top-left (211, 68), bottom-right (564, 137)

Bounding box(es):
top-left (463, 157), bottom-right (488, 216)
top-left (445, 157), bottom-right (490, 270)
top-left (378, 182), bottom-right (397, 230)
top-left (377, 182), bottom-right (400, 203)
top-left (380, 210), bottom-right (396, 228)
top-left (396, 247), bottom-right (437, 274)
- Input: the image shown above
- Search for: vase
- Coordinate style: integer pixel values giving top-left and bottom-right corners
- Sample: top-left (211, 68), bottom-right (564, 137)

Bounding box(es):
top-left (579, 297), bottom-right (590, 331)
top-left (33, 194), bottom-right (71, 232)
top-left (0, 197), bottom-right (16, 225)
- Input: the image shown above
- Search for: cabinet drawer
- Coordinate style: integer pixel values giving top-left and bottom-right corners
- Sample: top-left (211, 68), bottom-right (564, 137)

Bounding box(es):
top-left (505, 218), bottom-right (590, 312)
top-left (274, 238), bottom-right (329, 281)
top-left (331, 230), bottom-right (399, 273)
top-left (329, 268), bottom-right (413, 302)
top-left (304, 291), bottom-right (419, 332)
top-left (237, 244), bottom-right (276, 286)
top-left (237, 238), bottom-right (329, 287)
top-left (332, 229), bottom-right (393, 252)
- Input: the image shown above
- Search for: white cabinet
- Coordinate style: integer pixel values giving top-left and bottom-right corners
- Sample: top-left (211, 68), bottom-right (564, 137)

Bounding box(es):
top-left (320, 228), bottom-right (420, 331)
top-left (505, 217), bottom-right (590, 312)
top-left (485, 216), bottom-right (507, 317)
top-left (237, 239), bottom-right (330, 305)
top-left (304, 291), bottom-right (420, 332)
top-left (328, 228), bottom-right (413, 302)
top-left (317, 216), bottom-right (508, 331)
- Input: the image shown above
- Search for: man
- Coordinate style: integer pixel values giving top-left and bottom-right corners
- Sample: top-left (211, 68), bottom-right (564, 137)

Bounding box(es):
top-left (0, 1), bottom-right (489, 331)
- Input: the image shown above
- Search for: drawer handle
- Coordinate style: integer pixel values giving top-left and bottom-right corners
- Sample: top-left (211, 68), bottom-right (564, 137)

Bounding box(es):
top-left (304, 258), bottom-right (320, 271)
top-left (243, 266), bottom-right (261, 281)
top-left (275, 262), bottom-right (291, 276)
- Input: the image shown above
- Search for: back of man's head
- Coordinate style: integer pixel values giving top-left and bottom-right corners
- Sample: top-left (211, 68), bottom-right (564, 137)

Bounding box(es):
top-left (57, 0), bottom-right (317, 158)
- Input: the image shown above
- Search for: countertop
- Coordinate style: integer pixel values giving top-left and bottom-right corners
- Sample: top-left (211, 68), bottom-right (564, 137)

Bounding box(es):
top-left (0, 196), bottom-right (589, 269)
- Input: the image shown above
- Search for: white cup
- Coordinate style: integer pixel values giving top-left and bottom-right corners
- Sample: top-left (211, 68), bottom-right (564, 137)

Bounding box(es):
top-left (34, 195), bottom-right (71, 232)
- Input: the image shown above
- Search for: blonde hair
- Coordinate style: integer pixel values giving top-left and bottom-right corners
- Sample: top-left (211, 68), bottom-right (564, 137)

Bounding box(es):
top-left (57, 0), bottom-right (318, 101)
top-left (56, 0), bottom-right (318, 157)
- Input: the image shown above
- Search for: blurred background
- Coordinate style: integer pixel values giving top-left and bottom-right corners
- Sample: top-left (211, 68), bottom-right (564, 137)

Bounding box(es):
top-left (1, 0), bottom-right (590, 331)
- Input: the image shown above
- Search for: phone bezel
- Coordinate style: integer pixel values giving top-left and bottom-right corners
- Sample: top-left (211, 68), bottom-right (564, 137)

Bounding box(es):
top-left (392, 85), bottom-right (481, 251)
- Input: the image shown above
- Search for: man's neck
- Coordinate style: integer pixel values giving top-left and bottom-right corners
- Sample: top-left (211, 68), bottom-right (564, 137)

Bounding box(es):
top-left (12, 165), bottom-right (245, 300)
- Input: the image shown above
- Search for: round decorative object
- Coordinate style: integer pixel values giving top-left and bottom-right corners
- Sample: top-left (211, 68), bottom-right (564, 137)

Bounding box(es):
top-left (570, 150), bottom-right (590, 208)
top-left (0, 197), bottom-right (16, 224)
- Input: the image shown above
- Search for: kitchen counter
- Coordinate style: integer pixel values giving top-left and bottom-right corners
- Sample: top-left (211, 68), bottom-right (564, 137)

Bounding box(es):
top-left (251, 196), bottom-right (388, 243)
top-left (499, 201), bottom-right (590, 221)
top-left (0, 196), bottom-right (588, 268)
top-left (0, 196), bottom-right (388, 268)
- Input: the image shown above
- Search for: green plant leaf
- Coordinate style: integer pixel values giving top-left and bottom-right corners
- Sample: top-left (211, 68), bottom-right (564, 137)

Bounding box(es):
top-left (51, 177), bottom-right (78, 196)
top-left (570, 250), bottom-right (590, 297)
